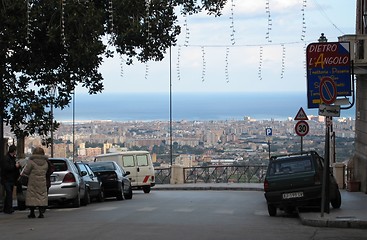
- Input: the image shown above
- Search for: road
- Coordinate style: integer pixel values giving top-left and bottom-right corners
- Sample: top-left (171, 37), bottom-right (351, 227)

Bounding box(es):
top-left (0, 191), bottom-right (365, 240)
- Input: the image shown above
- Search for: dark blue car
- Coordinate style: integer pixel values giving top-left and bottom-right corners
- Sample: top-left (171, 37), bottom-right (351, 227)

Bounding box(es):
top-left (87, 161), bottom-right (133, 200)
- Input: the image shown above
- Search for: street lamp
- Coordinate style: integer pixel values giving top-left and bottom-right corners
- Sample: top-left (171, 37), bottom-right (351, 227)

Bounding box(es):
top-left (318, 33), bottom-right (328, 43)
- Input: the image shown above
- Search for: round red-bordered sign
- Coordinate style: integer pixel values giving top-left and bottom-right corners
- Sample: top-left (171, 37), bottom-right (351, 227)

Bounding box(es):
top-left (320, 77), bottom-right (337, 105)
top-left (295, 120), bottom-right (309, 137)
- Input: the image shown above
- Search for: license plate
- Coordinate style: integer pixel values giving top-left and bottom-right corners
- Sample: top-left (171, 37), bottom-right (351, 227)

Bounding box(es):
top-left (282, 191), bottom-right (304, 199)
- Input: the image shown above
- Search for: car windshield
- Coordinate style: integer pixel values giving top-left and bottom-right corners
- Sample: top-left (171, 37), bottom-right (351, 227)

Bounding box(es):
top-left (268, 157), bottom-right (313, 176)
top-left (89, 162), bottom-right (116, 171)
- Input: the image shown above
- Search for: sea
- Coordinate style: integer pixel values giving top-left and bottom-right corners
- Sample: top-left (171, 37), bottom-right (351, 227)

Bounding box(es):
top-left (54, 92), bottom-right (356, 122)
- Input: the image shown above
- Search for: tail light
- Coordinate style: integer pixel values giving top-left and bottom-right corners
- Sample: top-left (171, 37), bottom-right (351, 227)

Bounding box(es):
top-left (264, 179), bottom-right (269, 192)
top-left (314, 173), bottom-right (322, 185)
top-left (151, 176), bottom-right (155, 182)
top-left (63, 172), bottom-right (76, 183)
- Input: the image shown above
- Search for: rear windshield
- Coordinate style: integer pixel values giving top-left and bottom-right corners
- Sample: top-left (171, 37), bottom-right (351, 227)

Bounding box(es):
top-left (89, 162), bottom-right (116, 171)
top-left (122, 155), bottom-right (135, 167)
top-left (49, 160), bottom-right (68, 172)
top-left (268, 157), bottom-right (313, 176)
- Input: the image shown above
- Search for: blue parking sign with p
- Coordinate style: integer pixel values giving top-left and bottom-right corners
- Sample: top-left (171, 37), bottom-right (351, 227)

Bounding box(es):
top-left (266, 128), bottom-right (272, 136)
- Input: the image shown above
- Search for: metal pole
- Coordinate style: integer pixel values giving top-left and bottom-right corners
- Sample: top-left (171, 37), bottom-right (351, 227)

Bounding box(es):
top-left (72, 91), bottom-right (75, 162)
top-left (169, 45), bottom-right (173, 167)
top-left (267, 140), bottom-right (270, 160)
top-left (50, 99), bottom-right (54, 158)
top-left (0, 78), bottom-right (4, 162)
top-left (318, 33), bottom-right (330, 217)
top-left (301, 136), bottom-right (303, 153)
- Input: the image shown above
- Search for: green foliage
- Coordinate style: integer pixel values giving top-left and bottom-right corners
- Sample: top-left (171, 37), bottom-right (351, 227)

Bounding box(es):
top-left (0, 0), bottom-right (226, 143)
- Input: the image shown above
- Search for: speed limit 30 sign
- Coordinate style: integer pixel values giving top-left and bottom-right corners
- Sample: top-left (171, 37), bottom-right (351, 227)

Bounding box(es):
top-left (295, 120), bottom-right (309, 137)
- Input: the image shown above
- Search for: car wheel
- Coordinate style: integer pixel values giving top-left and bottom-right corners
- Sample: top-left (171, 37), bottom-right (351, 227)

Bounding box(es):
top-left (124, 187), bottom-right (133, 200)
top-left (81, 188), bottom-right (90, 206)
top-left (267, 204), bottom-right (277, 217)
top-left (72, 193), bottom-right (81, 208)
top-left (331, 188), bottom-right (341, 209)
top-left (97, 187), bottom-right (105, 202)
top-left (143, 185), bottom-right (151, 194)
top-left (116, 185), bottom-right (124, 200)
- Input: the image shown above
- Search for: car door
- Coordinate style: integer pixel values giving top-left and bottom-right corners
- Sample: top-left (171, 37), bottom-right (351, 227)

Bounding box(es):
top-left (77, 163), bottom-right (100, 196)
top-left (121, 155), bottom-right (138, 187)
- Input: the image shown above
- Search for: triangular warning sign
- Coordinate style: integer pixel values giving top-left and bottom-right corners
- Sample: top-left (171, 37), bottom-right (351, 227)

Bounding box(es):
top-left (295, 107), bottom-right (308, 120)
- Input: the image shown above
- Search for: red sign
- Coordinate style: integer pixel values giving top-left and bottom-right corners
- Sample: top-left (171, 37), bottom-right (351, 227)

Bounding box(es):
top-left (320, 77), bottom-right (337, 105)
top-left (294, 107), bottom-right (308, 120)
top-left (295, 121), bottom-right (309, 137)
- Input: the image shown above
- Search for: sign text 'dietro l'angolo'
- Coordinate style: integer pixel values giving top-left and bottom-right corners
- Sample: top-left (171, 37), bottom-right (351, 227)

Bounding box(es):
top-left (306, 42), bottom-right (351, 109)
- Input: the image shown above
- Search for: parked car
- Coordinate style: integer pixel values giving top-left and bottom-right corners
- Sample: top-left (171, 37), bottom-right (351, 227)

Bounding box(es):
top-left (75, 161), bottom-right (104, 203)
top-left (87, 161), bottom-right (133, 200)
top-left (264, 151), bottom-right (341, 216)
top-left (48, 158), bottom-right (88, 207)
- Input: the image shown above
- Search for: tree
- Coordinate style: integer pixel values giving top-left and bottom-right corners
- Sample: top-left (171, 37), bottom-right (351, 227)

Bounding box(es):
top-left (0, 0), bottom-right (227, 156)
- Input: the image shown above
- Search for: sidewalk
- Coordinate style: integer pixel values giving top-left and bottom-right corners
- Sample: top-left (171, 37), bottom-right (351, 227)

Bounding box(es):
top-left (153, 183), bottom-right (367, 229)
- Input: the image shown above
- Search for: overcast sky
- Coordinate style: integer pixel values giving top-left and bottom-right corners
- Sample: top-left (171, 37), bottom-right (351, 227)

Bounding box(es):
top-left (92, 0), bottom-right (356, 94)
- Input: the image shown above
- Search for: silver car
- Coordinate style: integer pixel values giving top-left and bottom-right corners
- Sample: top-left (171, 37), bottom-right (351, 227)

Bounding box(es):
top-left (48, 158), bottom-right (87, 207)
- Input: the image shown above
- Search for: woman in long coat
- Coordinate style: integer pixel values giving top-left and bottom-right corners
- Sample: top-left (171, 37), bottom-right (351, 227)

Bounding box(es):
top-left (22, 147), bottom-right (49, 218)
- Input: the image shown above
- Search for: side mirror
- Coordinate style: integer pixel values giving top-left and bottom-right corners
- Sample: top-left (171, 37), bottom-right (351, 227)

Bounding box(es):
top-left (125, 171), bottom-right (131, 176)
top-left (81, 171), bottom-right (87, 177)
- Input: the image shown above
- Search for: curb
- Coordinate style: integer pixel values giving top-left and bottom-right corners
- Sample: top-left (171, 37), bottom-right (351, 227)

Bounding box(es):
top-left (299, 215), bottom-right (367, 229)
top-left (152, 186), bottom-right (264, 191)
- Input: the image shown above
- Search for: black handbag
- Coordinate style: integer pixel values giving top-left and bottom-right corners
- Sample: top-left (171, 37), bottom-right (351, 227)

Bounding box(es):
top-left (18, 175), bottom-right (28, 186)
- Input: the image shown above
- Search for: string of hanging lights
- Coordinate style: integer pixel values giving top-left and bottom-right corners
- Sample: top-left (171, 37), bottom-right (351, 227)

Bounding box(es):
top-left (229, 0), bottom-right (236, 45)
top-left (301, 0), bottom-right (307, 41)
top-left (26, 0), bottom-right (31, 45)
top-left (258, 46), bottom-right (263, 81)
top-left (201, 46), bottom-right (206, 82)
top-left (176, 46), bottom-right (181, 81)
top-left (61, 0), bottom-right (66, 47)
top-left (183, 13), bottom-right (190, 47)
top-left (280, 44), bottom-right (286, 79)
top-left (265, 0), bottom-right (272, 43)
top-left (44, 0), bottom-right (309, 83)
top-left (225, 47), bottom-right (230, 83)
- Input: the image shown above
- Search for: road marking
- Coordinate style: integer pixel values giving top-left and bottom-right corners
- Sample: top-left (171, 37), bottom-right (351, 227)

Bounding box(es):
top-left (94, 207), bottom-right (119, 211)
top-left (174, 208), bottom-right (194, 213)
top-left (54, 208), bottom-right (78, 212)
top-left (214, 209), bottom-right (234, 215)
top-left (136, 207), bottom-right (157, 212)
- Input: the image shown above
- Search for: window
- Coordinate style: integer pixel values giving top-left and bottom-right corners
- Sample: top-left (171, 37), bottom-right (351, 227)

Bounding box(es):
top-left (136, 155), bottom-right (148, 166)
top-left (89, 162), bottom-right (115, 171)
top-left (51, 160), bottom-right (68, 172)
top-left (122, 155), bottom-right (135, 167)
top-left (268, 157), bottom-right (313, 176)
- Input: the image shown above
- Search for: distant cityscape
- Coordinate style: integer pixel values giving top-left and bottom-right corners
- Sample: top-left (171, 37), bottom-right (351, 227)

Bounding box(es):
top-left (5, 115), bottom-right (355, 167)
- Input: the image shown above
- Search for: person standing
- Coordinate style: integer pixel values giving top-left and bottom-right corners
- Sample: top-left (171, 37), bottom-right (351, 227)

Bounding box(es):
top-left (1, 145), bottom-right (21, 214)
top-left (21, 147), bottom-right (49, 218)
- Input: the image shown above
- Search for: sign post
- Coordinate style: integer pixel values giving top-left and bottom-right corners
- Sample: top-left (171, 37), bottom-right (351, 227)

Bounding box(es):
top-left (265, 128), bottom-right (272, 160)
top-left (294, 108), bottom-right (309, 153)
top-left (295, 120), bottom-right (309, 152)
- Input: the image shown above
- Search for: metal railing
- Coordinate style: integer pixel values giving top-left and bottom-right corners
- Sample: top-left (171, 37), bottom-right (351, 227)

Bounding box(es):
top-left (155, 167), bottom-right (171, 184)
top-left (154, 165), bottom-right (268, 184)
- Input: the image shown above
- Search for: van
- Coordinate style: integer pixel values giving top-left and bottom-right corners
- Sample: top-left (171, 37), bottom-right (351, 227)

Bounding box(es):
top-left (94, 151), bottom-right (155, 193)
